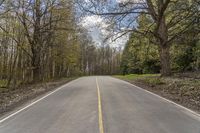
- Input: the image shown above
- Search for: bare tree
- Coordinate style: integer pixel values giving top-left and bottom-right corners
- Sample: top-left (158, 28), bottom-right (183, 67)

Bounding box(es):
top-left (78, 0), bottom-right (200, 76)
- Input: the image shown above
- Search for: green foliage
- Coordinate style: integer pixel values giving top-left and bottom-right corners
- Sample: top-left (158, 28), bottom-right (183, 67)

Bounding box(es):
top-left (122, 32), bottom-right (200, 74)
top-left (192, 41), bottom-right (200, 70)
top-left (0, 80), bottom-right (7, 88)
top-left (142, 59), bottom-right (161, 74)
top-left (121, 33), bottom-right (160, 75)
top-left (121, 5), bottom-right (200, 75)
top-left (171, 39), bottom-right (200, 72)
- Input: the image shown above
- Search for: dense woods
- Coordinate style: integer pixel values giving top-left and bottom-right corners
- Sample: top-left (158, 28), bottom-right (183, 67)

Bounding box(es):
top-left (0, 0), bottom-right (200, 88)
top-left (80, 0), bottom-right (200, 76)
top-left (1, 0), bottom-right (200, 127)
top-left (0, 0), bottom-right (200, 118)
top-left (0, 0), bottom-right (78, 87)
top-left (0, 0), bottom-right (121, 88)
top-left (121, 31), bottom-right (200, 75)
top-left (120, 0), bottom-right (200, 75)
top-left (79, 36), bottom-right (121, 75)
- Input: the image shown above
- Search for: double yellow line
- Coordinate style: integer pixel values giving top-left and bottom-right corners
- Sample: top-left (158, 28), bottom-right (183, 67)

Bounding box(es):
top-left (96, 77), bottom-right (104, 133)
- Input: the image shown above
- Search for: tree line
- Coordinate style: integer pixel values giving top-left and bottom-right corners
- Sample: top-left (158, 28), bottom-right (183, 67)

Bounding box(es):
top-left (1, 0), bottom-right (199, 88)
top-left (79, 0), bottom-right (200, 76)
top-left (120, 0), bottom-right (200, 75)
top-left (0, 0), bottom-right (121, 88)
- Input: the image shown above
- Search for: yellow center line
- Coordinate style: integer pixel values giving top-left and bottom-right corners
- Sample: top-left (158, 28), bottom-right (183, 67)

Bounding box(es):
top-left (96, 77), bottom-right (104, 133)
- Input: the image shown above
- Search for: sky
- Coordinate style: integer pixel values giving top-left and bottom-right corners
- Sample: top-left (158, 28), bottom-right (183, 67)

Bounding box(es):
top-left (79, 0), bottom-right (130, 49)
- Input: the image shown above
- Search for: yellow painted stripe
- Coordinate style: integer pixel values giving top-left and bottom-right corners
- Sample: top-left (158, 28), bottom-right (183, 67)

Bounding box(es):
top-left (96, 77), bottom-right (104, 133)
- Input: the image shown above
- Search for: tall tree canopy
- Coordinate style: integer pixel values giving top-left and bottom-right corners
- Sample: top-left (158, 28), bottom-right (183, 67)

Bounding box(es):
top-left (0, 0), bottom-right (122, 88)
top-left (79, 0), bottom-right (200, 76)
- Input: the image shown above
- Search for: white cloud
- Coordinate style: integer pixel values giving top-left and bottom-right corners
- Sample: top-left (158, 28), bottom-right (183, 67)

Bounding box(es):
top-left (80, 15), bottom-right (128, 48)
top-left (116, 0), bottom-right (143, 3)
top-left (81, 15), bottom-right (105, 28)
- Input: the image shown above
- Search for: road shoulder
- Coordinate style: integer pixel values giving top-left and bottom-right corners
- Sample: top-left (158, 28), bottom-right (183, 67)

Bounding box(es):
top-left (113, 74), bottom-right (200, 114)
top-left (0, 78), bottom-right (77, 117)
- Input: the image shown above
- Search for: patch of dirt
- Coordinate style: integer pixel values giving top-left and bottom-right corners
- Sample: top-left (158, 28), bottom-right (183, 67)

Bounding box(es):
top-left (123, 73), bottom-right (200, 113)
top-left (0, 78), bottom-right (75, 117)
top-left (173, 71), bottom-right (200, 79)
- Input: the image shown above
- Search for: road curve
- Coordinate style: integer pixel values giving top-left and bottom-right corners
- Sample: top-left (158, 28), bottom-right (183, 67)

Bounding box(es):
top-left (0, 76), bottom-right (200, 133)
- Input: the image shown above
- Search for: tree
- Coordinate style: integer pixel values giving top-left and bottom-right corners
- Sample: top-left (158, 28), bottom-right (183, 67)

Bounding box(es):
top-left (0, 0), bottom-right (86, 87)
top-left (121, 31), bottom-right (160, 74)
top-left (79, 0), bottom-right (200, 76)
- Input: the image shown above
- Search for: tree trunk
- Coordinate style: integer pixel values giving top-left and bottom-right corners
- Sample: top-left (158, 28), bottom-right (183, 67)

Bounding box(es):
top-left (32, 51), bottom-right (41, 82)
top-left (156, 12), bottom-right (172, 76)
top-left (33, 67), bottom-right (40, 82)
top-left (32, 0), bottom-right (41, 82)
top-left (159, 44), bottom-right (171, 76)
top-left (32, 65), bottom-right (40, 82)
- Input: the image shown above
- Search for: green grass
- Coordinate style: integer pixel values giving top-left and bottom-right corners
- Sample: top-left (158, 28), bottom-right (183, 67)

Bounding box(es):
top-left (114, 74), bottom-right (160, 80)
top-left (113, 74), bottom-right (165, 86)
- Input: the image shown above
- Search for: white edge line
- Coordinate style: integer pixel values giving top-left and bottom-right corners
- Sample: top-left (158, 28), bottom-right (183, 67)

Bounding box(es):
top-left (113, 77), bottom-right (200, 119)
top-left (0, 78), bottom-right (79, 124)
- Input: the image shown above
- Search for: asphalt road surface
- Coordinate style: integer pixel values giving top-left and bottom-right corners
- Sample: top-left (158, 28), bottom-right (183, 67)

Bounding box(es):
top-left (0, 76), bottom-right (200, 133)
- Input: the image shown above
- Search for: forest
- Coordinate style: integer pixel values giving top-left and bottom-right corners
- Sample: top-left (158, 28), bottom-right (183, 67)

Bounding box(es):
top-left (77, 0), bottom-right (200, 76)
top-left (0, 0), bottom-right (200, 88)
top-left (0, 0), bottom-right (200, 131)
top-left (121, 1), bottom-right (199, 75)
top-left (0, 0), bottom-right (121, 89)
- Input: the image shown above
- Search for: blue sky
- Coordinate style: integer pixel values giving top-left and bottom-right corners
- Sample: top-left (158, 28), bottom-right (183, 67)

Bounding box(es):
top-left (79, 0), bottom-right (136, 49)
top-left (80, 14), bottom-right (129, 49)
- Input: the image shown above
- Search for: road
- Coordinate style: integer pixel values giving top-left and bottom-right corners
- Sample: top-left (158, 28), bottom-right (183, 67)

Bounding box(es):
top-left (0, 76), bottom-right (200, 133)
